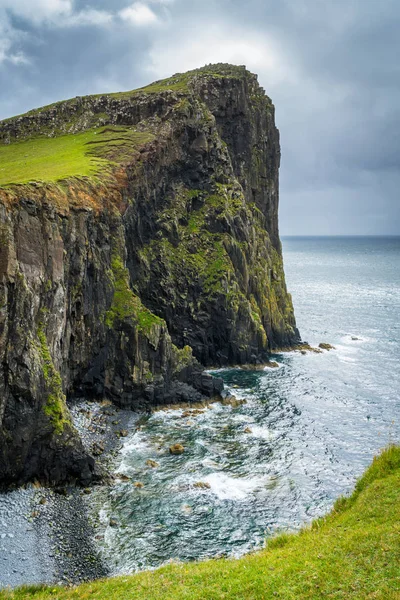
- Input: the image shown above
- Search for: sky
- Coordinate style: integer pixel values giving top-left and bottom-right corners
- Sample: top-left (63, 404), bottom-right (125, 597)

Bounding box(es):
top-left (0, 0), bottom-right (399, 235)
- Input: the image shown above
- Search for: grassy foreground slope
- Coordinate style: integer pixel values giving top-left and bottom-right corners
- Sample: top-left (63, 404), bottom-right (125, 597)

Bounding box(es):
top-left (2, 447), bottom-right (399, 600)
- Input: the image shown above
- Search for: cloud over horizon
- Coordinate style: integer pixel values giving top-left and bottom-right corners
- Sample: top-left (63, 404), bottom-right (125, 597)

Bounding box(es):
top-left (0, 0), bottom-right (399, 235)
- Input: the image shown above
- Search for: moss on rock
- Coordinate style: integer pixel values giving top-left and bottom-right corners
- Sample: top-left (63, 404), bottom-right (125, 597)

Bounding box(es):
top-left (37, 324), bottom-right (70, 435)
top-left (105, 253), bottom-right (164, 335)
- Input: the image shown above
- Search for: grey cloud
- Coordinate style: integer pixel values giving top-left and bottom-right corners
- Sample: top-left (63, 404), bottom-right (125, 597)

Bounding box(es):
top-left (0, 0), bottom-right (398, 234)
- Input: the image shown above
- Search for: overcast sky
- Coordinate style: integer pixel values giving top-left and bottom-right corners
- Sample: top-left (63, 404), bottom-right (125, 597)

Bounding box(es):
top-left (0, 0), bottom-right (399, 235)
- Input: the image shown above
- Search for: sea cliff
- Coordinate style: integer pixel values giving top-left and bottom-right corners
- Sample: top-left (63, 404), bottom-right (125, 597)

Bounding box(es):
top-left (0, 64), bottom-right (299, 485)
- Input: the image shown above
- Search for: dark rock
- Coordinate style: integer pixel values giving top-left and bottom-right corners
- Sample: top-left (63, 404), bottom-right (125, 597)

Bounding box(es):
top-left (91, 442), bottom-right (105, 456)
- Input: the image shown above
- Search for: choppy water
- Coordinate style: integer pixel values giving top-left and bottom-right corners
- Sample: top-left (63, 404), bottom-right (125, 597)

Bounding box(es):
top-left (97, 236), bottom-right (400, 573)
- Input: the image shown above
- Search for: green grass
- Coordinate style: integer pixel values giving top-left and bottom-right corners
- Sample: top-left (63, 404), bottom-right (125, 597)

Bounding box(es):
top-left (2, 446), bottom-right (399, 599)
top-left (0, 126), bottom-right (153, 187)
top-left (104, 254), bottom-right (164, 334)
top-left (37, 323), bottom-right (70, 434)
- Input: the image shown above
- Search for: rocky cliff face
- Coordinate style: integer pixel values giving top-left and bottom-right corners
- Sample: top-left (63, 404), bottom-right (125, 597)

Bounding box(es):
top-left (0, 64), bottom-right (299, 486)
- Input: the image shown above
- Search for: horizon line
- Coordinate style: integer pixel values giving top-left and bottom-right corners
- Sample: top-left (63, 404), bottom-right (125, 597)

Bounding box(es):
top-left (281, 234), bottom-right (400, 238)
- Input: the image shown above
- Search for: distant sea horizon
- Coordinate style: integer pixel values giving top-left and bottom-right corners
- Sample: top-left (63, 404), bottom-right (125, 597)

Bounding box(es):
top-left (281, 234), bottom-right (400, 237)
top-left (88, 234), bottom-right (400, 574)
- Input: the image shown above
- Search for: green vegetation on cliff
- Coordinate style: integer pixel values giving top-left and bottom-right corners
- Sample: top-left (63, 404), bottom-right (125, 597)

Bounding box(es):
top-left (2, 446), bottom-right (399, 599)
top-left (105, 253), bottom-right (164, 334)
top-left (0, 126), bottom-right (152, 187)
top-left (138, 183), bottom-right (295, 352)
top-left (37, 324), bottom-right (70, 434)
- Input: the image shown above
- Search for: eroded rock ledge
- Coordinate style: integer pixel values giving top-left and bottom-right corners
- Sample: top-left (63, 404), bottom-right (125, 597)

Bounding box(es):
top-left (0, 64), bottom-right (299, 486)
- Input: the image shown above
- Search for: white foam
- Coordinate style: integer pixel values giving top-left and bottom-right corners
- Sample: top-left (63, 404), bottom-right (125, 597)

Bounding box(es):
top-left (233, 414), bottom-right (254, 424)
top-left (202, 472), bottom-right (265, 500)
top-left (119, 431), bottom-right (155, 456)
top-left (201, 458), bottom-right (221, 469)
top-left (338, 355), bottom-right (358, 364)
top-left (247, 425), bottom-right (275, 440)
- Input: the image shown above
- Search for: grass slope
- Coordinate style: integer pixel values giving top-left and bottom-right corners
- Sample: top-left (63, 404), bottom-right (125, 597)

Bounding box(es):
top-left (0, 64), bottom-right (253, 190)
top-left (0, 127), bottom-right (152, 187)
top-left (2, 446), bottom-right (399, 600)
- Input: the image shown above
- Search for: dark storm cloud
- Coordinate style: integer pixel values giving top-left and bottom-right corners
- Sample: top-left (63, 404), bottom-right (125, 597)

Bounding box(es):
top-left (0, 0), bottom-right (398, 234)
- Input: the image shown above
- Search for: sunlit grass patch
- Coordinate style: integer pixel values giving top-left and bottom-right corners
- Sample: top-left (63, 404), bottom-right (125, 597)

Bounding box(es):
top-left (0, 126), bottom-right (153, 187)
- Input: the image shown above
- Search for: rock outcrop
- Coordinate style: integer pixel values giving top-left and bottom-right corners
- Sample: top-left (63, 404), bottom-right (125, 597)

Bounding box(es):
top-left (0, 64), bottom-right (299, 486)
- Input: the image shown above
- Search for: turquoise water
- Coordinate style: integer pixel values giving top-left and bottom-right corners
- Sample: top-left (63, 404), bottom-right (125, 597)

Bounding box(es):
top-left (98, 236), bottom-right (400, 574)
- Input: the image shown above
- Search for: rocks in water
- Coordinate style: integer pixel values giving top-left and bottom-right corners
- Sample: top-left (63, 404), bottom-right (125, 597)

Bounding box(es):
top-left (109, 519), bottom-right (118, 528)
top-left (264, 361), bottom-right (279, 368)
top-left (244, 427), bottom-right (252, 434)
top-left (117, 474), bottom-right (130, 482)
top-left (181, 408), bottom-right (205, 418)
top-left (169, 444), bottom-right (185, 455)
top-left (193, 482), bottom-right (211, 489)
top-left (221, 396), bottom-right (247, 408)
top-left (118, 430), bottom-right (129, 438)
top-left (284, 343), bottom-right (323, 354)
top-left (351, 336), bottom-right (360, 341)
top-left (133, 482), bottom-right (144, 489)
top-left (91, 441), bottom-right (105, 456)
top-left (318, 343), bottom-right (335, 351)
top-left (145, 460), bottom-right (159, 468)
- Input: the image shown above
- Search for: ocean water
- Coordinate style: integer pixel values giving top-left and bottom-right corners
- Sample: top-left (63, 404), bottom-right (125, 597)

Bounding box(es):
top-left (96, 236), bottom-right (400, 574)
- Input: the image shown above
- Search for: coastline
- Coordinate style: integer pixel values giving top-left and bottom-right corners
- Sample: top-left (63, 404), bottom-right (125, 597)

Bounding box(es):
top-left (0, 400), bottom-right (138, 589)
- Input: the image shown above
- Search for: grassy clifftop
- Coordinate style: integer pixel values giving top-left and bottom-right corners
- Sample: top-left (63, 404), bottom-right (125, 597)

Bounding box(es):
top-left (0, 126), bottom-right (153, 187)
top-left (0, 64), bottom-right (261, 195)
top-left (2, 446), bottom-right (399, 600)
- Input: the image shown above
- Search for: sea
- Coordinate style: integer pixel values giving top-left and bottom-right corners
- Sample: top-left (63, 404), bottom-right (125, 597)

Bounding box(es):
top-left (1, 236), bottom-right (399, 586)
top-left (96, 236), bottom-right (400, 573)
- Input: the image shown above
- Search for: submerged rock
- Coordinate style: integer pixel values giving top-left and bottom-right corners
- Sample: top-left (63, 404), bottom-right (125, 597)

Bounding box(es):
top-left (193, 481), bottom-right (211, 489)
top-left (221, 396), bottom-right (247, 408)
top-left (319, 343), bottom-right (336, 351)
top-left (169, 444), bottom-right (185, 455)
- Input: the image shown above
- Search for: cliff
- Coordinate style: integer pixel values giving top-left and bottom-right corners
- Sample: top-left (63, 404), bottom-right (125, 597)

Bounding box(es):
top-left (0, 64), bottom-right (299, 486)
